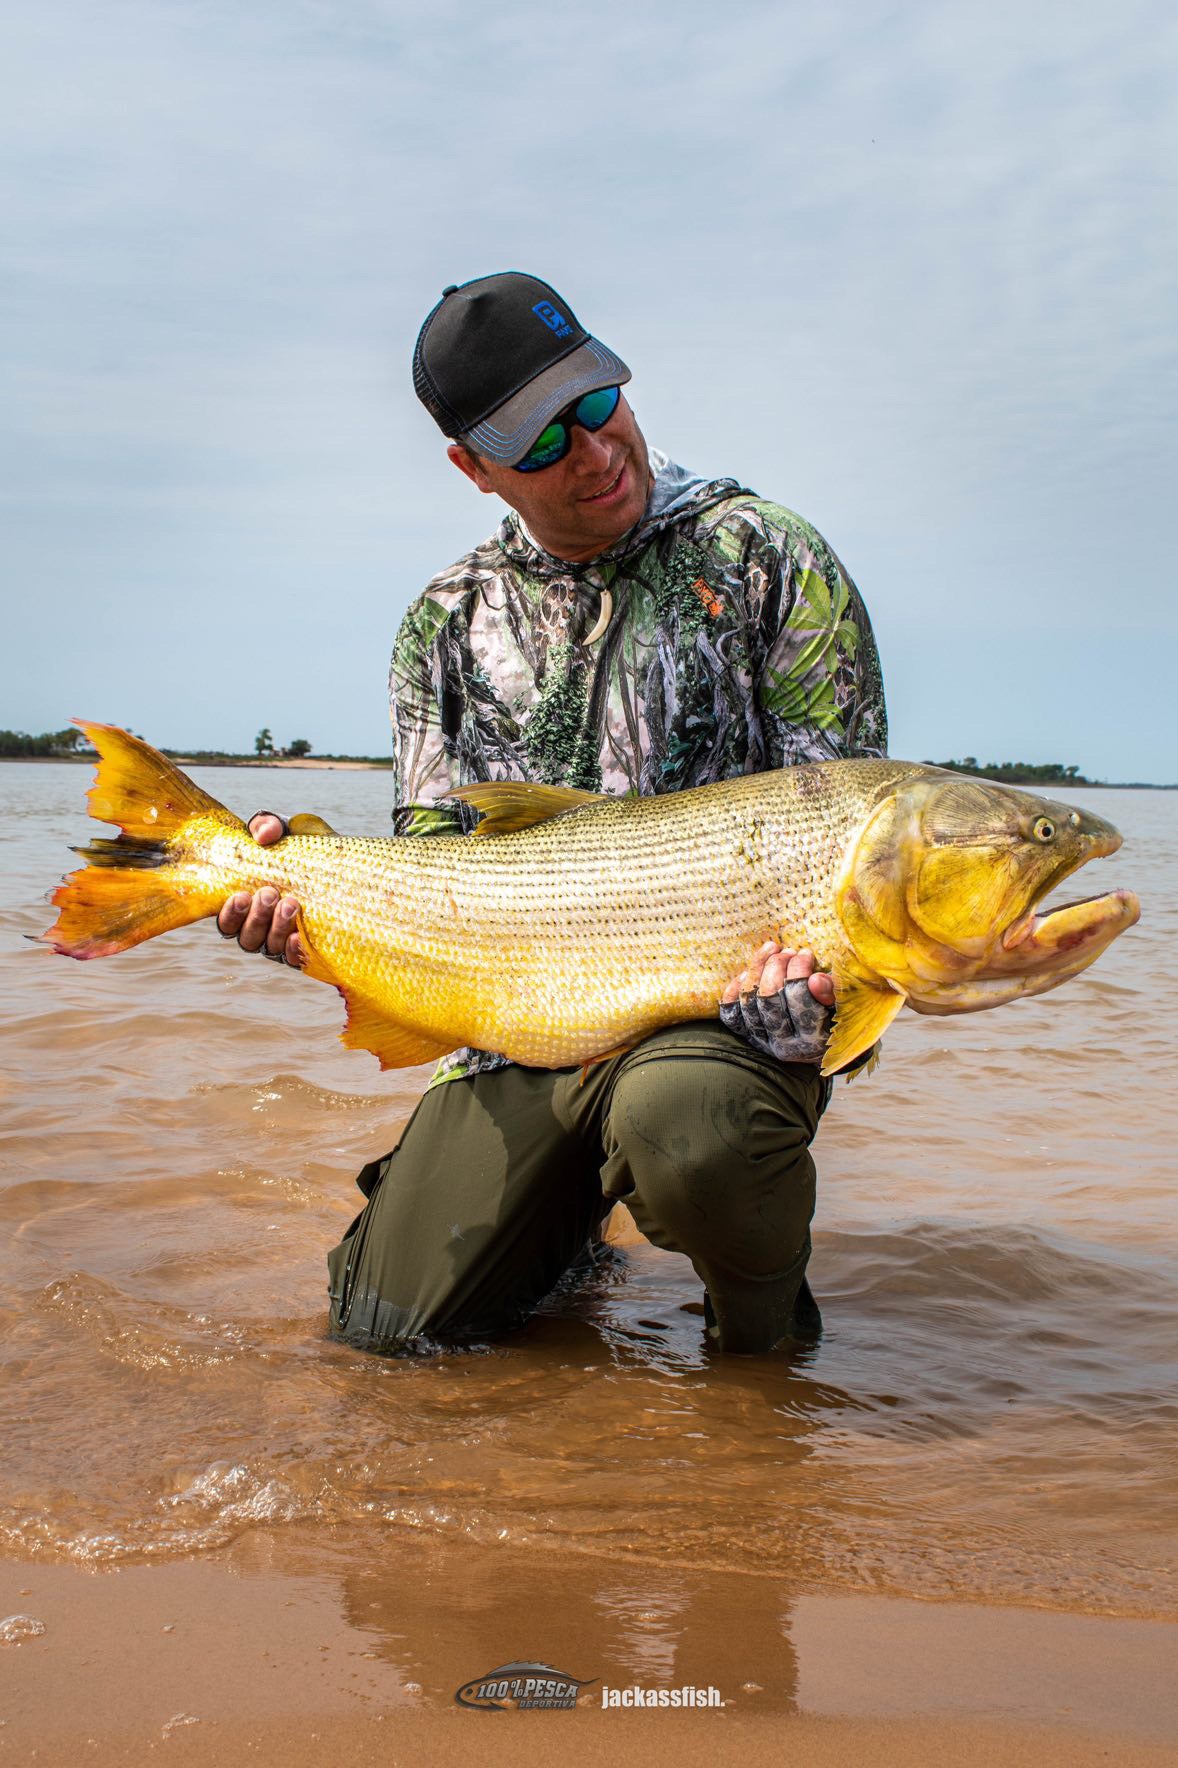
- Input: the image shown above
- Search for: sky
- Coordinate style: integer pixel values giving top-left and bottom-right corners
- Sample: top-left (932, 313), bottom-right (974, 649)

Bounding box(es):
top-left (2, 0), bottom-right (1175, 780)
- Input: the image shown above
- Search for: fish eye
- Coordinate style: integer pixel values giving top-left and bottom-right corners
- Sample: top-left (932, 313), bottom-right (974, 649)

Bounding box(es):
top-left (1033, 817), bottom-right (1056, 842)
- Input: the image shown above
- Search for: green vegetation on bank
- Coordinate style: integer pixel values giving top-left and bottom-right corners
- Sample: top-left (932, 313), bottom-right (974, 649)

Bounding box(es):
top-left (925, 758), bottom-right (1175, 789)
top-left (0, 729), bottom-right (394, 764)
top-left (927, 758), bottom-right (1093, 785)
top-left (162, 749), bottom-right (396, 766)
top-left (0, 728), bottom-right (88, 757)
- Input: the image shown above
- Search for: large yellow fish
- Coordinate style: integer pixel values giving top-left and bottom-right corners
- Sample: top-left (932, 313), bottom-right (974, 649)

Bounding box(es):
top-left (45, 722), bottom-right (1139, 1078)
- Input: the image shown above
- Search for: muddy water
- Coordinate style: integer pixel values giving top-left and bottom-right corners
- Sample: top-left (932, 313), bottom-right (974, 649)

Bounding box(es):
top-left (2, 762), bottom-right (1175, 1616)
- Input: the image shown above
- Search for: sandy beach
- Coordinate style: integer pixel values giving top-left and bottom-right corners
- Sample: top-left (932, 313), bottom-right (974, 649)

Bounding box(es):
top-left (4, 1535), bottom-right (1177, 1765)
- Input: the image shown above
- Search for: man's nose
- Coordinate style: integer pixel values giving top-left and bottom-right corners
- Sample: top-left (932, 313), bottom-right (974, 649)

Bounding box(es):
top-left (567, 423), bottom-right (612, 473)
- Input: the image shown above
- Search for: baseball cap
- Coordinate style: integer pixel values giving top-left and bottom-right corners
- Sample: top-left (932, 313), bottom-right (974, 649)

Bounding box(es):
top-left (412, 272), bottom-right (631, 466)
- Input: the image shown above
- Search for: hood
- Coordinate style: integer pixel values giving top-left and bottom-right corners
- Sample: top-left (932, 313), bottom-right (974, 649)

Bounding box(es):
top-left (496, 449), bottom-right (751, 577)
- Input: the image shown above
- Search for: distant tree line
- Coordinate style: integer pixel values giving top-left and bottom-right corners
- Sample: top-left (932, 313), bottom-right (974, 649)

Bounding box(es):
top-left (0, 727), bottom-right (320, 761)
top-left (0, 729), bottom-right (1099, 783)
top-left (929, 757), bottom-right (1095, 785)
top-left (254, 728), bottom-right (312, 757)
top-left (0, 728), bottom-right (89, 756)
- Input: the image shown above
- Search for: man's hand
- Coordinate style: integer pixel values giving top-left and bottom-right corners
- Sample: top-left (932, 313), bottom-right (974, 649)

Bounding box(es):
top-left (215, 813), bottom-right (305, 967)
top-left (719, 942), bottom-right (834, 1065)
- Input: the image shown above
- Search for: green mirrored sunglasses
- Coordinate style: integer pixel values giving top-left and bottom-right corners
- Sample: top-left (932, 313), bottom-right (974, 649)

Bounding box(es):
top-left (513, 385), bottom-right (621, 473)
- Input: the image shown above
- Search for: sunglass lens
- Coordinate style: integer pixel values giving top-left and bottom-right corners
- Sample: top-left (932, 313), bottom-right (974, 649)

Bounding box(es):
top-left (517, 422), bottom-right (568, 472)
top-left (514, 387), bottom-right (620, 471)
top-left (575, 386), bottom-right (620, 430)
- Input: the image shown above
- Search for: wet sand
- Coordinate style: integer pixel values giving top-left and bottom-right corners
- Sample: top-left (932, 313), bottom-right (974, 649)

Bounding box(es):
top-left (4, 1534), bottom-right (1177, 1765)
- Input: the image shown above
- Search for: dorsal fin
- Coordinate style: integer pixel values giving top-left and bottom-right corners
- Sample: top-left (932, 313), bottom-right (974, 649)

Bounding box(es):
top-left (287, 813), bottom-right (339, 837)
top-left (445, 781), bottom-right (607, 837)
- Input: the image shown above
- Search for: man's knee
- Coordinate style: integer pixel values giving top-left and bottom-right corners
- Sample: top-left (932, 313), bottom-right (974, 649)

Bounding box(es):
top-left (601, 1054), bottom-right (820, 1279)
top-left (327, 1073), bottom-right (611, 1350)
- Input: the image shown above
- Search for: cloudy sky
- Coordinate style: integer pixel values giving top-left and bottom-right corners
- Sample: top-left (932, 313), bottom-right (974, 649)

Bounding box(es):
top-left (3, 0), bottom-right (1174, 779)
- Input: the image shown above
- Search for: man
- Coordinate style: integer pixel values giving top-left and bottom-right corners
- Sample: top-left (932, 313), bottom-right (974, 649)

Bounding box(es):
top-left (218, 272), bottom-right (888, 1355)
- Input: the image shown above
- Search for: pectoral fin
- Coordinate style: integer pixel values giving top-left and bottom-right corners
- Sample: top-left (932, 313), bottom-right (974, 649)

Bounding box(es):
top-left (446, 781), bottom-right (606, 835)
top-left (821, 976), bottom-right (906, 1077)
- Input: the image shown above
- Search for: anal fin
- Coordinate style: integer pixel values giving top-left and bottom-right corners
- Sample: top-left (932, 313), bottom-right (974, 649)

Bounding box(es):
top-left (821, 977), bottom-right (906, 1077)
top-left (338, 991), bottom-right (452, 1071)
top-left (290, 915), bottom-right (451, 1070)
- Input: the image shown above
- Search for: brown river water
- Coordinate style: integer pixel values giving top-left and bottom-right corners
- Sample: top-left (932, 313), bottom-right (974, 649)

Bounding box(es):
top-left (2, 761), bottom-right (1176, 1620)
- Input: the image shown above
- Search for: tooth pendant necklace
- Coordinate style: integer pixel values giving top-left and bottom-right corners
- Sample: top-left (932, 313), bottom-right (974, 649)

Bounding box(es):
top-left (584, 589), bottom-right (613, 645)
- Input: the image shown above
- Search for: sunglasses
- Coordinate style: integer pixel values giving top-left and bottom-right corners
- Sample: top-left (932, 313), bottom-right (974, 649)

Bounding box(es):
top-left (513, 385), bottom-right (621, 473)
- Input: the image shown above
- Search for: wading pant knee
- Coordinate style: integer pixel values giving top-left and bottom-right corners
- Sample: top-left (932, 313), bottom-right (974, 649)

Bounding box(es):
top-left (326, 1021), bottom-right (830, 1355)
top-left (597, 1023), bottom-right (828, 1353)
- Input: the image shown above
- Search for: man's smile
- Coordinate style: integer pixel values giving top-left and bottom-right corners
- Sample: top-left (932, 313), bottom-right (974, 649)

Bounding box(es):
top-left (578, 461), bottom-right (628, 505)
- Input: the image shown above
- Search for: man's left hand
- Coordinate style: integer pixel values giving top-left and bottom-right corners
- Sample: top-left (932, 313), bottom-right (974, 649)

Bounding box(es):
top-left (719, 942), bottom-right (834, 1065)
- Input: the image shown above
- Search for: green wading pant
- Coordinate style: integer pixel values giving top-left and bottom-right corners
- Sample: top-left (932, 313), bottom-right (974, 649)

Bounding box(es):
top-left (327, 1020), bottom-right (832, 1356)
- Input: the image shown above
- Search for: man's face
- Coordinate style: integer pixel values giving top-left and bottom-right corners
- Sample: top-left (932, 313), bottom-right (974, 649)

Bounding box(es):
top-left (447, 392), bottom-right (651, 563)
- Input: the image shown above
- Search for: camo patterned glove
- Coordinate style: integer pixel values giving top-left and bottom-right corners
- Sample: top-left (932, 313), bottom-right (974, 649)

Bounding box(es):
top-left (720, 977), bottom-right (833, 1066)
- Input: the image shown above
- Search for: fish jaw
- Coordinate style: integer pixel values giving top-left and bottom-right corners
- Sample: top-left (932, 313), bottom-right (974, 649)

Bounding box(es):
top-left (906, 888), bottom-right (1140, 1015)
top-left (995, 886), bottom-right (1141, 974)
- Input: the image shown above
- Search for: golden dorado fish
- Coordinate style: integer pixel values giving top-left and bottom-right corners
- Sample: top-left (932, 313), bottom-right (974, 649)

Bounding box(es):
top-left (44, 722), bottom-right (1140, 1078)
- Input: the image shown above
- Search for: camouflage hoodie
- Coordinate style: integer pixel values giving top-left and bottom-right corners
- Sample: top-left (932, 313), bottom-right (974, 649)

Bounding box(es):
top-left (389, 450), bottom-right (888, 1084)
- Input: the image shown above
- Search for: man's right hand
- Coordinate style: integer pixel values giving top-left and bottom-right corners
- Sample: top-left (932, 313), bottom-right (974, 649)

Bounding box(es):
top-left (216, 814), bottom-right (306, 967)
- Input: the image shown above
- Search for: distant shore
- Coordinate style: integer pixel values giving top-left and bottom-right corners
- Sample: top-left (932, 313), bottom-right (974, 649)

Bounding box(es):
top-left (0, 753), bottom-right (394, 771)
top-left (176, 755), bottom-right (393, 771)
top-left (2, 754), bottom-right (1173, 787)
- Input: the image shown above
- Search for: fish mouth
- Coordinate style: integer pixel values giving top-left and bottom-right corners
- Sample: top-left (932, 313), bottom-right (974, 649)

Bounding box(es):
top-left (998, 888), bottom-right (1140, 967)
top-left (907, 884), bottom-right (1140, 1017)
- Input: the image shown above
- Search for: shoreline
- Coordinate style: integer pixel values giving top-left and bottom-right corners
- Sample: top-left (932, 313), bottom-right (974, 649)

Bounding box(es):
top-left (0, 754), bottom-right (1174, 786)
top-left (0, 754), bottom-right (393, 770)
top-left (3, 1533), bottom-right (1175, 1766)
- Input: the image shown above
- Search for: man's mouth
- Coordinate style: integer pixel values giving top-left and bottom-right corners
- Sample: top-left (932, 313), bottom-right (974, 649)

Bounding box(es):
top-left (580, 462), bottom-right (627, 504)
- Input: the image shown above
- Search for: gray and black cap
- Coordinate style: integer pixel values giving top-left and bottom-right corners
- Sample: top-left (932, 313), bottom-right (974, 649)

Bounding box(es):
top-left (412, 272), bottom-right (630, 466)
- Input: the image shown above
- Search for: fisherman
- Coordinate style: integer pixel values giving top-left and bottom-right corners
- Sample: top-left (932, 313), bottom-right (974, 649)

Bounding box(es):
top-left (217, 273), bottom-right (888, 1355)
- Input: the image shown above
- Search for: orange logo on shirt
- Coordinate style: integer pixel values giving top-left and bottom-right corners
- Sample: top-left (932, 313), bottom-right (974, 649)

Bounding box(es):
top-left (691, 578), bottom-right (723, 618)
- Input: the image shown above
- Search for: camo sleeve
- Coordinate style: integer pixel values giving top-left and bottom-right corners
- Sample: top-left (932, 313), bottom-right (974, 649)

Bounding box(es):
top-left (388, 593), bottom-right (467, 837)
top-left (752, 507), bottom-right (889, 761)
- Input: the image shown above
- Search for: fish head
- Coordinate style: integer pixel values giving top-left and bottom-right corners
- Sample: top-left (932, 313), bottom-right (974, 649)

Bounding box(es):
top-left (839, 770), bottom-right (1140, 1014)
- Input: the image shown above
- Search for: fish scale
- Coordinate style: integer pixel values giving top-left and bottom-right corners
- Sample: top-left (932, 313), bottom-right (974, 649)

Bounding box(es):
top-left (240, 772), bottom-right (896, 1067)
top-left (45, 725), bottom-right (1138, 1079)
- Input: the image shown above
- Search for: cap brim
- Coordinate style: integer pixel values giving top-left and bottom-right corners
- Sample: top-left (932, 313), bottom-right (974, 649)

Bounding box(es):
top-left (461, 338), bottom-right (631, 465)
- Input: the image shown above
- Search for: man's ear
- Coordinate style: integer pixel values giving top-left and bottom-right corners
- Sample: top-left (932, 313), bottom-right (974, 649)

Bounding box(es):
top-left (446, 442), bottom-right (495, 494)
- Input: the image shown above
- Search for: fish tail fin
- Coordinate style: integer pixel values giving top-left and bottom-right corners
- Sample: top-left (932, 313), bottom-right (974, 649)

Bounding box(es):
top-left (74, 719), bottom-right (234, 840)
top-left (45, 862), bottom-right (220, 959)
top-left (43, 721), bottom-right (244, 959)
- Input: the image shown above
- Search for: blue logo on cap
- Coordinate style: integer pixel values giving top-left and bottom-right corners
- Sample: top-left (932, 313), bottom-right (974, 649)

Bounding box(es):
top-left (533, 300), bottom-right (572, 339)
